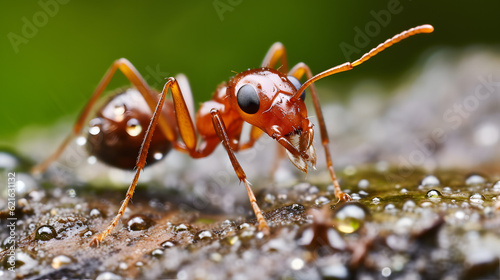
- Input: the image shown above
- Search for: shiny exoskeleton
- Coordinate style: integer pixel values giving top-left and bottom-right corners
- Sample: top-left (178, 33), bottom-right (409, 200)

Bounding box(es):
top-left (32, 25), bottom-right (434, 246)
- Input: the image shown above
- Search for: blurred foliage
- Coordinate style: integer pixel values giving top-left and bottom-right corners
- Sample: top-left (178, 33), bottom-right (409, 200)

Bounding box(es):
top-left (0, 0), bottom-right (499, 143)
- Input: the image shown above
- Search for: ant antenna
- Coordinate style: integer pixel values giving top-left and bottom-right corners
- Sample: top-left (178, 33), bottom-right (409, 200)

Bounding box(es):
top-left (292, 24), bottom-right (434, 101)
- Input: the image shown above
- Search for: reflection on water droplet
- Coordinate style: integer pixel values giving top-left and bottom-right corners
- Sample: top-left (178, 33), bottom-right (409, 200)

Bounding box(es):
top-left (372, 197), bottom-right (381, 204)
top-left (290, 258), bottom-right (304, 270)
top-left (466, 174), bottom-right (486, 185)
top-left (35, 225), bottom-right (57, 241)
top-left (422, 175), bottom-right (440, 186)
top-left (442, 186), bottom-right (452, 194)
top-left (333, 202), bottom-right (369, 234)
top-left (51, 255), bottom-right (72, 269)
top-left (385, 203), bottom-right (396, 213)
top-left (469, 193), bottom-right (485, 204)
top-left (126, 118), bottom-right (142, 137)
top-left (153, 152), bottom-right (164, 160)
top-left (426, 189), bottom-right (443, 200)
top-left (89, 125), bottom-right (100, 135)
top-left (127, 215), bottom-right (154, 231)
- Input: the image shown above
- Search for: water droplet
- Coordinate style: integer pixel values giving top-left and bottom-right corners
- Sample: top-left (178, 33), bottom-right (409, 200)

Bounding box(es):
top-left (333, 202), bottom-right (369, 234)
top-left (400, 188), bottom-right (408, 194)
top-left (402, 200), bottom-right (416, 212)
top-left (51, 255), bottom-right (72, 269)
top-left (224, 235), bottom-right (239, 246)
top-left (343, 165), bottom-right (356, 176)
top-left (76, 136), bottom-right (87, 146)
top-left (127, 215), bottom-right (154, 231)
top-left (290, 258), bottom-right (304, 270)
top-left (422, 175), bottom-right (440, 186)
top-left (194, 230), bottom-right (213, 242)
top-left (426, 189), bottom-right (443, 200)
top-left (67, 189), bottom-right (76, 198)
top-left (264, 193), bottom-right (276, 204)
top-left (384, 203), bottom-right (397, 213)
top-left (350, 193), bottom-right (361, 200)
top-left (381, 267), bottom-right (392, 277)
top-left (173, 223), bottom-right (190, 232)
top-left (83, 230), bottom-right (93, 238)
top-left (357, 179), bottom-right (369, 189)
top-left (89, 209), bottom-right (101, 217)
top-left (119, 262), bottom-right (128, 270)
top-left (492, 181), bottom-right (500, 193)
top-left (35, 225), bottom-right (57, 241)
top-left (466, 174), bottom-right (486, 185)
top-left (238, 223), bottom-right (250, 230)
top-left (469, 193), bottom-right (485, 204)
top-left (96, 271), bottom-right (123, 280)
top-left (151, 248), bottom-right (164, 257)
top-left (442, 186), bottom-right (452, 194)
top-left (161, 240), bottom-right (176, 248)
top-left (126, 118), bottom-right (142, 137)
top-left (315, 196), bottom-right (330, 206)
top-left (372, 197), bottom-right (381, 204)
top-left (87, 156), bottom-right (97, 165)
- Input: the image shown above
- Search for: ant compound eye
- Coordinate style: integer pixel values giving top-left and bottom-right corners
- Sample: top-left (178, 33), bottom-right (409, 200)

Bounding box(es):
top-left (287, 76), bottom-right (306, 101)
top-left (237, 84), bottom-right (260, 114)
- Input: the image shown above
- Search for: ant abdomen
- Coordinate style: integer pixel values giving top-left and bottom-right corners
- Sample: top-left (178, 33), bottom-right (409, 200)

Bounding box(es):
top-left (86, 88), bottom-right (173, 169)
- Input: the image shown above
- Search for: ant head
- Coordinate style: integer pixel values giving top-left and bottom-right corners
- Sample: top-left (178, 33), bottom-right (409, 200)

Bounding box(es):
top-left (228, 68), bottom-right (316, 172)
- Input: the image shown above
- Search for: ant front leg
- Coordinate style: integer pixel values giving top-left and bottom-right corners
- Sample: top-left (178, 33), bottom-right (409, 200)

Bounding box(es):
top-left (210, 109), bottom-right (270, 234)
top-left (289, 63), bottom-right (351, 202)
top-left (31, 58), bottom-right (177, 175)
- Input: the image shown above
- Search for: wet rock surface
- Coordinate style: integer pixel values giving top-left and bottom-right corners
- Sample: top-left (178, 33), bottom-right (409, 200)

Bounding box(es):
top-left (1, 159), bottom-right (500, 280)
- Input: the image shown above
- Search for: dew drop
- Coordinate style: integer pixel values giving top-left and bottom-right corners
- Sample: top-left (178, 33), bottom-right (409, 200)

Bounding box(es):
top-left (492, 181), bottom-right (500, 193)
top-left (89, 125), bottom-right (101, 136)
top-left (466, 174), bottom-right (486, 186)
top-left (127, 215), bottom-right (154, 231)
top-left (384, 203), bottom-right (396, 213)
top-left (194, 230), bottom-right (213, 242)
top-left (161, 240), bottom-right (176, 248)
top-left (315, 196), bottom-right (330, 206)
top-left (96, 271), bottom-right (123, 280)
top-left (402, 200), bottom-right (416, 212)
top-left (426, 189), bottom-right (443, 200)
top-left (357, 179), bottom-right (369, 189)
top-left (442, 186), bottom-right (452, 194)
top-left (264, 193), bottom-right (276, 204)
top-left (151, 248), bottom-right (164, 257)
top-left (35, 225), bottom-right (57, 241)
top-left (76, 136), bottom-right (87, 146)
top-left (422, 175), bottom-right (440, 186)
top-left (173, 223), bottom-right (190, 232)
top-left (372, 197), bottom-right (381, 204)
top-left (51, 255), bottom-right (72, 269)
top-left (89, 208), bottom-right (101, 218)
top-left (469, 193), bottom-right (485, 204)
top-left (332, 202), bottom-right (369, 234)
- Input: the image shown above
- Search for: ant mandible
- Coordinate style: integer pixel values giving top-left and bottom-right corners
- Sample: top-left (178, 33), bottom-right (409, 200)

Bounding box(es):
top-left (32, 24), bottom-right (434, 246)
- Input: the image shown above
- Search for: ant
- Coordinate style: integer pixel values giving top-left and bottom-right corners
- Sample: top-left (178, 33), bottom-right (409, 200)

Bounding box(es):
top-left (32, 24), bottom-right (434, 246)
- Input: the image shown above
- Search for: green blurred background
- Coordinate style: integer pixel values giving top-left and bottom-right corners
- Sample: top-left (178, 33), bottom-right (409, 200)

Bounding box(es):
top-left (0, 0), bottom-right (498, 145)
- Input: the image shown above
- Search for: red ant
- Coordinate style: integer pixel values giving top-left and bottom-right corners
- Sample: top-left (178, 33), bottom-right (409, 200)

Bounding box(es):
top-left (32, 24), bottom-right (434, 246)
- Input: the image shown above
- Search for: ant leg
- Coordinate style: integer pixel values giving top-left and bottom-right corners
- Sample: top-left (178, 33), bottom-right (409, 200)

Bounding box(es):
top-left (32, 58), bottom-right (177, 174)
top-left (210, 109), bottom-right (270, 234)
top-left (288, 62), bottom-right (351, 201)
top-left (261, 42), bottom-right (289, 73)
